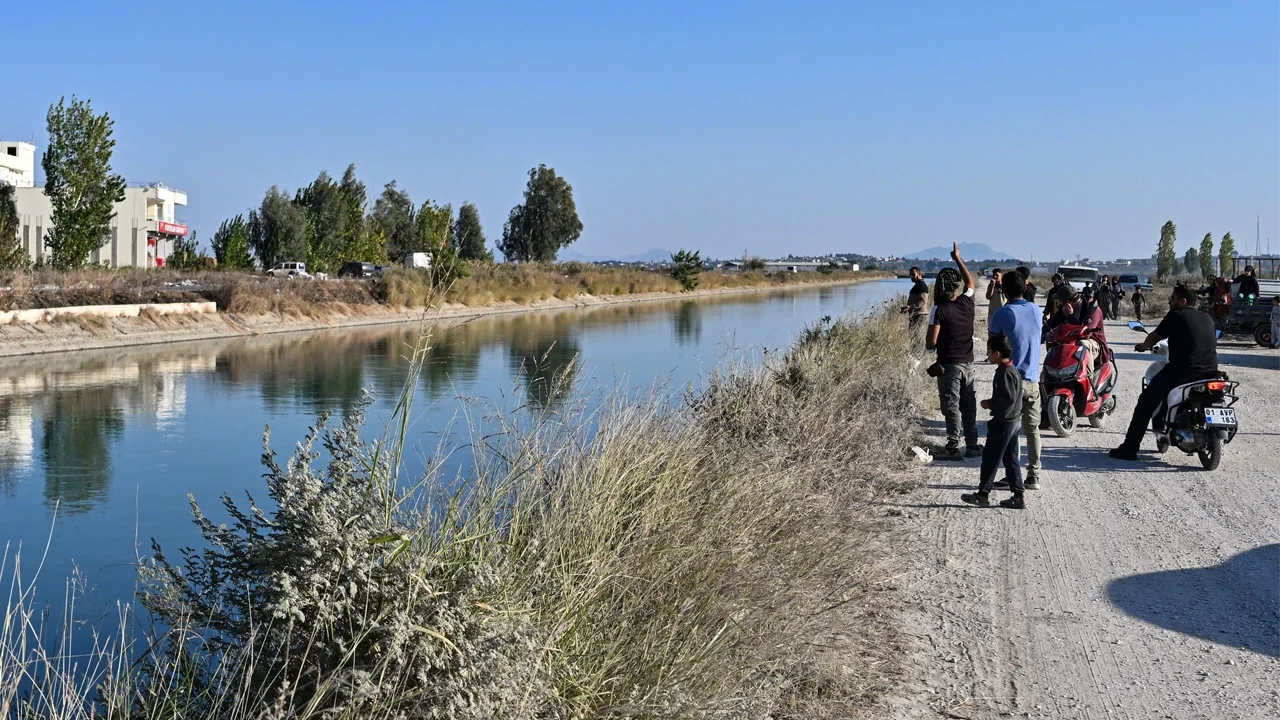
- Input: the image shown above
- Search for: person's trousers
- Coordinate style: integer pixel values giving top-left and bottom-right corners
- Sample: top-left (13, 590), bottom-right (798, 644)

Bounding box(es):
top-left (978, 419), bottom-right (1024, 494)
top-left (936, 363), bottom-right (979, 450)
top-left (1272, 320), bottom-right (1279, 349)
top-left (1120, 365), bottom-right (1183, 450)
top-left (1017, 378), bottom-right (1042, 479)
top-left (1111, 298), bottom-right (1122, 318)
top-left (1099, 300), bottom-right (1110, 320)
top-left (1133, 305), bottom-right (1143, 322)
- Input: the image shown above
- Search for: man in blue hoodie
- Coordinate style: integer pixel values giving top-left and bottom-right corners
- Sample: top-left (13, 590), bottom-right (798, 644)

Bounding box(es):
top-left (988, 270), bottom-right (1043, 489)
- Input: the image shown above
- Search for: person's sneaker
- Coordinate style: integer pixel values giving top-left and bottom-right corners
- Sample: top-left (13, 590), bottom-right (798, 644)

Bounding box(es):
top-left (937, 446), bottom-right (964, 461)
top-left (1024, 475), bottom-right (1040, 490)
top-left (993, 477), bottom-right (1011, 489)
top-left (999, 494), bottom-right (1027, 510)
top-left (1109, 447), bottom-right (1139, 461)
top-left (960, 492), bottom-right (991, 507)
top-left (965, 444), bottom-right (984, 458)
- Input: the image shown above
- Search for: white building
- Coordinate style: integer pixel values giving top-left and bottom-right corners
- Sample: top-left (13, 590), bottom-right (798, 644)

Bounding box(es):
top-left (0, 141), bottom-right (37, 187)
top-left (3, 140), bottom-right (189, 268)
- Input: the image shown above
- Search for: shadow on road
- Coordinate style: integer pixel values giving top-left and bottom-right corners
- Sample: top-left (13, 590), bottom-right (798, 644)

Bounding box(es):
top-left (1037, 446), bottom-right (1199, 474)
top-left (1106, 544), bottom-right (1280, 658)
top-left (1219, 352), bottom-right (1280, 370)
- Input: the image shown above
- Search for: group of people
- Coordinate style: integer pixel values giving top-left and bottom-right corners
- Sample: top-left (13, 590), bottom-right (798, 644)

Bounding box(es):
top-left (910, 244), bottom-right (1231, 510)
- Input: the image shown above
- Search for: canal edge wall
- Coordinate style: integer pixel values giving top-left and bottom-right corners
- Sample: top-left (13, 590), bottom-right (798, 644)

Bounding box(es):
top-left (0, 275), bottom-right (900, 358)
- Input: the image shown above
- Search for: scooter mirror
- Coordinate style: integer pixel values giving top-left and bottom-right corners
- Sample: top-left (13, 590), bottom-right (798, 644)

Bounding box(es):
top-left (1127, 321), bottom-right (1146, 332)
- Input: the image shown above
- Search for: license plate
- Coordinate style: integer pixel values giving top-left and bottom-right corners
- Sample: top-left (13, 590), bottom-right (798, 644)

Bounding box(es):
top-left (1204, 408), bottom-right (1237, 426)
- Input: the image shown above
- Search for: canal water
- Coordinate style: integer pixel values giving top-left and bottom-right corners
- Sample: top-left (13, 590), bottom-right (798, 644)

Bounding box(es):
top-left (0, 279), bottom-right (909, 612)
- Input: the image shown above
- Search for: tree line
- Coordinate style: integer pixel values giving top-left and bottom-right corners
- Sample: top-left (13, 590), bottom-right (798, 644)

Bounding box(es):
top-left (205, 167), bottom-right (583, 279)
top-left (1156, 221), bottom-right (1235, 282)
top-left (0, 96), bottom-right (584, 273)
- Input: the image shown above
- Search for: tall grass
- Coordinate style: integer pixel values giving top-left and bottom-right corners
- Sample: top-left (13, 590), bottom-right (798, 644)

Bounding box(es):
top-left (0, 309), bottom-right (925, 719)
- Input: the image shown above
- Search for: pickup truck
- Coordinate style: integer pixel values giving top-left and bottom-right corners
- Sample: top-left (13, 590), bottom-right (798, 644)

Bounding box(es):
top-left (1218, 278), bottom-right (1279, 346)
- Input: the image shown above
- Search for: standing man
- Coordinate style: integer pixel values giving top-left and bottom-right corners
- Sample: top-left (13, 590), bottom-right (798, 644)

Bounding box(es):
top-left (907, 266), bottom-right (930, 333)
top-left (1110, 277), bottom-right (1125, 319)
top-left (985, 268), bottom-right (1006, 329)
top-left (989, 270), bottom-right (1043, 489)
top-left (1096, 275), bottom-right (1112, 320)
top-left (1016, 266), bottom-right (1037, 303)
top-left (927, 243), bottom-right (981, 460)
top-left (1110, 286), bottom-right (1218, 460)
top-left (1042, 274), bottom-right (1066, 323)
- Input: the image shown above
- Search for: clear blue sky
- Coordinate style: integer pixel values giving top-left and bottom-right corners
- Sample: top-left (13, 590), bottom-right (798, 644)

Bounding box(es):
top-left (4, 1), bottom-right (1277, 261)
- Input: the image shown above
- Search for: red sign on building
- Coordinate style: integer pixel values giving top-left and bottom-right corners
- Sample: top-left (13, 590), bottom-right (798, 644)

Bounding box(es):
top-left (157, 221), bottom-right (188, 236)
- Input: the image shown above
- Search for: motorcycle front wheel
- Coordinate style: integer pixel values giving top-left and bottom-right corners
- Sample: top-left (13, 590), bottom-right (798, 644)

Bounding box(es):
top-left (1198, 429), bottom-right (1224, 470)
top-left (1089, 396), bottom-right (1117, 429)
top-left (1048, 394), bottom-right (1076, 438)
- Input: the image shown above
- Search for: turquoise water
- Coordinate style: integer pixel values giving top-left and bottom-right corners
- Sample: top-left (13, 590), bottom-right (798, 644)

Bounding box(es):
top-left (0, 279), bottom-right (909, 610)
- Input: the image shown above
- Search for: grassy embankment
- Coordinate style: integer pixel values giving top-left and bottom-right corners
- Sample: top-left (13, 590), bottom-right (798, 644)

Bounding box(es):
top-left (0, 264), bottom-right (888, 318)
top-left (0, 307), bottom-right (927, 719)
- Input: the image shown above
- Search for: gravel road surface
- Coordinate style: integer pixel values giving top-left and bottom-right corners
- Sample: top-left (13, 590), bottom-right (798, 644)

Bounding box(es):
top-left (881, 319), bottom-right (1279, 720)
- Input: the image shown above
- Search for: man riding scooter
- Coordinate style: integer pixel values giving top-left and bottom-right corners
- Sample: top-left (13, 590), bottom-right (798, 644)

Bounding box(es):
top-left (1109, 285), bottom-right (1220, 461)
top-left (1044, 284), bottom-right (1108, 378)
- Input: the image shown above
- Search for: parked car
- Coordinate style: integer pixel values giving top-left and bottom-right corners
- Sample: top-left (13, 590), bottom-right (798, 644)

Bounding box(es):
top-left (337, 261), bottom-right (378, 278)
top-left (1056, 264), bottom-right (1099, 292)
top-left (266, 261), bottom-right (309, 279)
top-left (1117, 274), bottom-right (1153, 292)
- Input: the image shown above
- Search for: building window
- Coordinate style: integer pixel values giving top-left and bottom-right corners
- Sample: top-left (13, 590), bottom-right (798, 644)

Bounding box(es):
top-left (5, 147), bottom-right (15, 157)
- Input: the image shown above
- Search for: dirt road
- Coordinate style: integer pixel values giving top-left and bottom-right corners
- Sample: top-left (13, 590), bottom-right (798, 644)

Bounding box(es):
top-left (881, 320), bottom-right (1279, 720)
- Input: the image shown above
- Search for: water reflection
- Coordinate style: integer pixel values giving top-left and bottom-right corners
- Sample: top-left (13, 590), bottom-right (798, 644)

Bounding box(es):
top-left (0, 282), bottom-right (908, 516)
top-left (674, 301), bottom-right (702, 346)
top-left (0, 353), bottom-right (215, 513)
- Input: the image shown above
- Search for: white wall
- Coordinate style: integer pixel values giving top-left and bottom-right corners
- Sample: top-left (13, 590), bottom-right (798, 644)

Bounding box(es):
top-left (14, 187), bottom-right (153, 267)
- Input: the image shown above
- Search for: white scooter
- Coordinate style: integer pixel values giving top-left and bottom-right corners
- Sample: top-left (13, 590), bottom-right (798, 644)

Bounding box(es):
top-left (1127, 321), bottom-right (1239, 470)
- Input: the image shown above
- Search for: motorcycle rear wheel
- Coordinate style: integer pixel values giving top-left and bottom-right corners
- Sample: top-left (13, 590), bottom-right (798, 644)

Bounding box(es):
top-left (1197, 430), bottom-right (1224, 470)
top-left (1048, 395), bottom-right (1076, 438)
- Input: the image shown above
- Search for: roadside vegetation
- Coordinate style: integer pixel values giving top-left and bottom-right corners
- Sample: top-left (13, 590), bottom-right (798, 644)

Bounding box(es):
top-left (0, 308), bottom-right (926, 719)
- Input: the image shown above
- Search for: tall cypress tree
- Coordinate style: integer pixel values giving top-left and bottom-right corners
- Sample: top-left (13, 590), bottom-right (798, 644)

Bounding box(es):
top-left (1218, 232), bottom-right (1235, 278)
top-left (1156, 221), bottom-right (1177, 283)
top-left (1199, 233), bottom-right (1214, 278)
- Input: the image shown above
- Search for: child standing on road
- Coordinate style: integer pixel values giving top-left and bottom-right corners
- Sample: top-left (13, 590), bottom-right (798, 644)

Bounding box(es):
top-left (962, 336), bottom-right (1026, 509)
top-left (1131, 286), bottom-right (1146, 322)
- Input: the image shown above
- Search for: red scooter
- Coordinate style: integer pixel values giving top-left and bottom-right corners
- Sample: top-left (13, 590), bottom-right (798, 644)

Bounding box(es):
top-left (1041, 323), bottom-right (1118, 438)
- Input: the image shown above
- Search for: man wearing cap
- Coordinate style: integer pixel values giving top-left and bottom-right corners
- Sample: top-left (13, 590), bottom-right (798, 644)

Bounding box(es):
top-left (927, 243), bottom-right (981, 460)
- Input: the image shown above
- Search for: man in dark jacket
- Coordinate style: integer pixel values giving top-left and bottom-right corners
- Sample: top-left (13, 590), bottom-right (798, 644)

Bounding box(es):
top-left (1096, 276), bottom-right (1113, 320)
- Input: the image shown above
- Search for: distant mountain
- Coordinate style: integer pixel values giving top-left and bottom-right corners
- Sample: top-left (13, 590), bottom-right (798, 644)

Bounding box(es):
top-left (902, 243), bottom-right (1016, 261)
top-left (561, 247), bottom-right (673, 263)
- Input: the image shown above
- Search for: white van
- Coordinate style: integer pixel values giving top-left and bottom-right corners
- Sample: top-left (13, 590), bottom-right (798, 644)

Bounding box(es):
top-left (266, 261), bottom-right (309, 279)
top-left (1057, 264), bottom-right (1099, 292)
